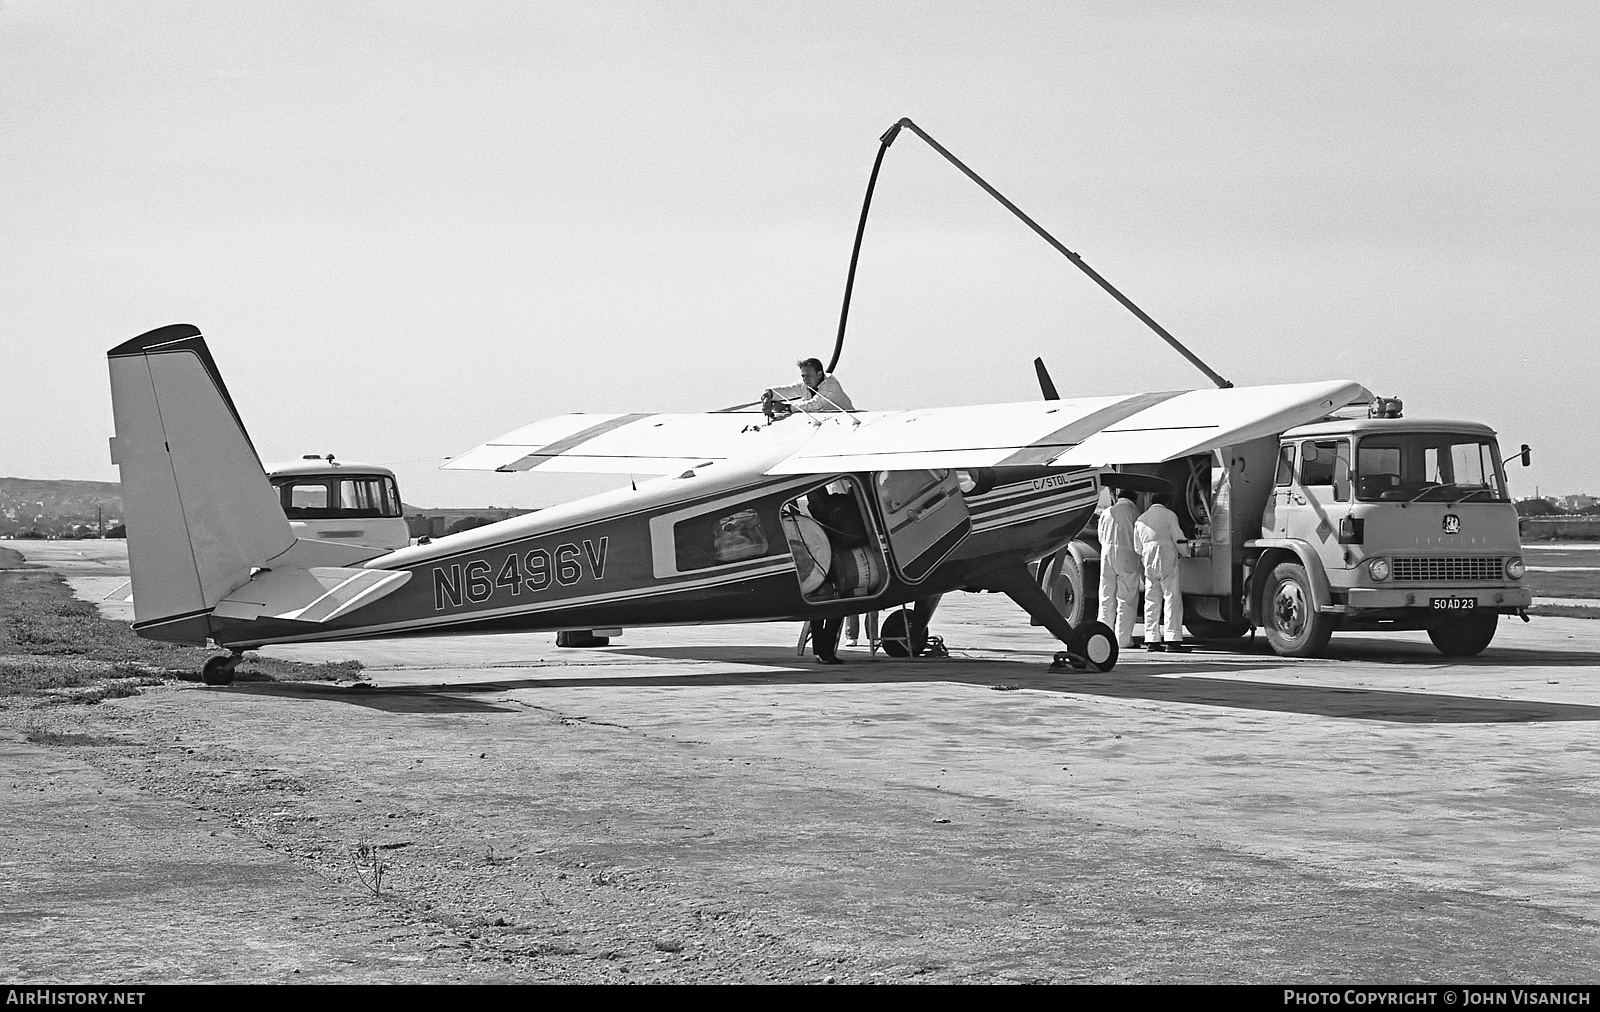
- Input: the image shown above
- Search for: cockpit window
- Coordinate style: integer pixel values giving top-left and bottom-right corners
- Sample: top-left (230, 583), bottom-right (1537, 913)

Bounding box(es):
top-left (1355, 434), bottom-right (1507, 502)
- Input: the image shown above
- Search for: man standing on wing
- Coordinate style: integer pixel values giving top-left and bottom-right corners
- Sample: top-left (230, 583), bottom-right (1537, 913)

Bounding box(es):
top-left (762, 357), bottom-right (855, 416)
top-left (1096, 488), bottom-right (1142, 649)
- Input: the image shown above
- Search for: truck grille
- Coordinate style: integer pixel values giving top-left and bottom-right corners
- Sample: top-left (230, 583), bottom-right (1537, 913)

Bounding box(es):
top-left (1392, 557), bottom-right (1504, 582)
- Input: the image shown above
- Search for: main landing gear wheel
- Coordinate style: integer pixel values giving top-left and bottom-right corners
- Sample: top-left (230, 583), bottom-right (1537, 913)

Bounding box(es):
top-left (880, 609), bottom-right (929, 658)
top-left (201, 653), bottom-right (240, 686)
top-left (1052, 621), bottom-right (1117, 672)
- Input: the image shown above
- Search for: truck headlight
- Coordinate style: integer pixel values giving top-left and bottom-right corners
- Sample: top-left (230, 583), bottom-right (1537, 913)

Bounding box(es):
top-left (1368, 558), bottom-right (1391, 581)
top-left (1505, 557), bottom-right (1525, 580)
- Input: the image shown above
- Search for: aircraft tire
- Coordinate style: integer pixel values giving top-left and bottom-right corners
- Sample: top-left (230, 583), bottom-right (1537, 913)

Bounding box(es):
top-left (1070, 621), bottom-right (1118, 672)
top-left (1427, 612), bottom-right (1498, 657)
top-left (880, 609), bottom-right (928, 658)
top-left (201, 655), bottom-right (236, 686)
top-left (1261, 563), bottom-right (1334, 658)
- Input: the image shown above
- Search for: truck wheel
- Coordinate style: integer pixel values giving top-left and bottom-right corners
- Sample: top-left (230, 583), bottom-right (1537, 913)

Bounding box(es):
top-left (1185, 618), bottom-right (1249, 641)
top-left (1427, 612), bottom-right (1498, 657)
top-left (1262, 563), bottom-right (1334, 658)
top-left (1045, 550), bottom-right (1089, 628)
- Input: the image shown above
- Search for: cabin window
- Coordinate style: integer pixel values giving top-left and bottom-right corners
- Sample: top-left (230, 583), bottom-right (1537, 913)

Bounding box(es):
top-left (876, 469), bottom-right (950, 513)
top-left (673, 508), bottom-right (774, 572)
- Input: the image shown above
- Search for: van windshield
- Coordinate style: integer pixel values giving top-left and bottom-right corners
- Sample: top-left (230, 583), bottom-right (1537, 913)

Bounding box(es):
top-left (1354, 434), bottom-right (1507, 502)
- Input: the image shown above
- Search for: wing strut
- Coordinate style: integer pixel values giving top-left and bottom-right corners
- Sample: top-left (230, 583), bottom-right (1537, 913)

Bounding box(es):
top-left (831, 118), bottom-right (1233, 390)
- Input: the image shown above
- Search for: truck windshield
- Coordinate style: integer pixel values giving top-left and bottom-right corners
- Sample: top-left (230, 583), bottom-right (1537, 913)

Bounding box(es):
top-left (1354, 434), bottom-right (1507, 502)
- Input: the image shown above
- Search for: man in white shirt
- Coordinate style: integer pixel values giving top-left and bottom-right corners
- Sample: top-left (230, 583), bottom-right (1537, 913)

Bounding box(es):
top-left (1096, 488), bottom-right (1142, 649)
top-left (1134, 492), bottom-right (1191, 652)
top-left (763, 358), bottom-right (855, 416)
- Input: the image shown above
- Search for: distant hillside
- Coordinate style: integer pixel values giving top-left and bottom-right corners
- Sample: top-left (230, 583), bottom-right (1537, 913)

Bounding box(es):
top-left (0, 477), bottom-right (123, 536)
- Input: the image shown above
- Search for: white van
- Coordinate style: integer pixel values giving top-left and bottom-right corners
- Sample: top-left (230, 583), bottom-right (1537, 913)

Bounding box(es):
top-left (265, 456), bottom-right (410, 551)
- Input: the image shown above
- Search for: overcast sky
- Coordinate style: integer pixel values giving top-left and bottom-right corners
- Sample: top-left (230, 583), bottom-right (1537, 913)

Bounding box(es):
top-left (4, 1), bottom-right (1597, 508)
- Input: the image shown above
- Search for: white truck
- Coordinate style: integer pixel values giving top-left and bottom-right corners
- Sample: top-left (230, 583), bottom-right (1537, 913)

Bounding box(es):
top-left (1043, 398), bottom-right (1533, 657)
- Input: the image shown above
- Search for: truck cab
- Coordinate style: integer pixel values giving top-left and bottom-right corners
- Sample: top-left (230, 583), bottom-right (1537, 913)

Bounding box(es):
top-left (1048, 397), bottom-right (1531, 659)
top-left (265, 456), bottom-right (411, 552)
top-left (1250, 416), bottom-right (1530, 656)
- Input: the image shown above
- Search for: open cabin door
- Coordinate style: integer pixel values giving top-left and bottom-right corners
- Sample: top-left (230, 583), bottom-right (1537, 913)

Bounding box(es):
top-left (873, 469), bottom-right (971, 582)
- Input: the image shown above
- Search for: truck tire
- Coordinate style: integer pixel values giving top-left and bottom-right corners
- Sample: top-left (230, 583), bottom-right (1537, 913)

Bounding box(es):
top-left (1185, 618), bottom-right (1250, 641)
top-left (1262, 562), bottom-right (1334, 658)
top-left (1427, 612), bottom-right (1498, 657)
top-left (1045, 550), bottom-right (1089, 628)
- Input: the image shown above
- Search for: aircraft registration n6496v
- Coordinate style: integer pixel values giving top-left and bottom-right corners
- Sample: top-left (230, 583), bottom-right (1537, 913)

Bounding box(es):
top-left (106, 324), bottom-right (1365, 684)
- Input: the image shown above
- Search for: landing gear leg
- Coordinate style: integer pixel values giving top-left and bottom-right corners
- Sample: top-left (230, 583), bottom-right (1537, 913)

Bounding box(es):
top-left (969, 560), bottom-right (1118, 672)
top-left (202, 650), bottom-right (243, 686)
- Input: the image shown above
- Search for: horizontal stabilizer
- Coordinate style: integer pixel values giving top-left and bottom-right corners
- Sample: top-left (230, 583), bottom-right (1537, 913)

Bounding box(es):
top-left (211, 567), bottom-right (412, 623)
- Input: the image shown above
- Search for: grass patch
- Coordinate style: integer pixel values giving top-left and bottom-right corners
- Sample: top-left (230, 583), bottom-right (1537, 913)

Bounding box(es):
top-left (0, 556), bottom-right (362, 698)
top-left (1528, 604), bottom-right (1600, 621)
top-left (1525, 569), bottom-right (1600, 599)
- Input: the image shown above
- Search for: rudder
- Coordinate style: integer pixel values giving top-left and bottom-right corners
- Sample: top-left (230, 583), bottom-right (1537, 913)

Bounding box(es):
top-left (107, 325), bottom-right (295, 644)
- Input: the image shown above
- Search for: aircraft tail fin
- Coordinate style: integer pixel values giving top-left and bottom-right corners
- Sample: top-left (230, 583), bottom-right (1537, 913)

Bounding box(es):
top-left (107, 325), bottom-right (296, 644)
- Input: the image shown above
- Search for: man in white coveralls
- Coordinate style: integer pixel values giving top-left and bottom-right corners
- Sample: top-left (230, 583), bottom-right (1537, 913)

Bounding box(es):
top-left (1096, 488), bottom-right (1142, 649)
top-left (1134, 491), bottom-right (1191, 652)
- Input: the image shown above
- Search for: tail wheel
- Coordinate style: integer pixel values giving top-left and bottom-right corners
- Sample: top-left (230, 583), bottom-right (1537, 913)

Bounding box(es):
top-left (1427, 612), bottom-right (1498, 656)
top-left (1261, 562), bottom-right (1334, 658)
top-left (1069, 621), bottom-right (1118, 672)
top-left (880, 609), bottom-right (928, 658)
top-left (201, 654), bottom-right (238, 686)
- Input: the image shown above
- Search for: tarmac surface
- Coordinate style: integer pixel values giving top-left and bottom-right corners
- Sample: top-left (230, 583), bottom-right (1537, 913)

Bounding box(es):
top-left (5, 539), bottom-right (1600, 982)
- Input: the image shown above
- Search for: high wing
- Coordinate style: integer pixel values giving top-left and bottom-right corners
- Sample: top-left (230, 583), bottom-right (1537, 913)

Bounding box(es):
top-left (765, 380), bottom-right (1372, 473)
top-left (445, 380), bottom-right (1371, 478)
top-left (442, 411), bottom-right (804, 474)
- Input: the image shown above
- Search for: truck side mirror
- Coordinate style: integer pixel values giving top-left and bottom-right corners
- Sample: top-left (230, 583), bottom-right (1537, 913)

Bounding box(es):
top-left (1519, 444), bottom-right (1532, 467)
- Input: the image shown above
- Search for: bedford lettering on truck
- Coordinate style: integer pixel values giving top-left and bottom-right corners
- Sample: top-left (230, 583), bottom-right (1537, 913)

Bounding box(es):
top-left (1046, 398), bottom-right (1532, 658)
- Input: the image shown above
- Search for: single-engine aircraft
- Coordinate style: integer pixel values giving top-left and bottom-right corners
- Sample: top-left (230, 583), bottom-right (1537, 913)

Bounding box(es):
top-left (105, 323), bottom-right (1365, 684)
